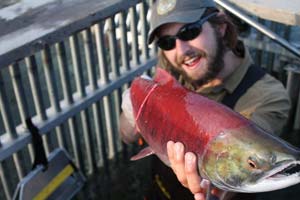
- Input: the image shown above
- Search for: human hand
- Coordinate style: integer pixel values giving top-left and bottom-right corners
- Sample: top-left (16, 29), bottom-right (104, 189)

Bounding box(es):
top-left (121, 88), bottom-right (135, 127)
top-left (120, 88), bottom-right (139, 144)
top-left (167, 141), bottom-right (225, 200)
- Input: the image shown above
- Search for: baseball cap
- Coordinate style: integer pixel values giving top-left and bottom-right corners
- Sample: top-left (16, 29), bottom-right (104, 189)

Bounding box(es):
top-left (148, 0), bottom-right (217, 44)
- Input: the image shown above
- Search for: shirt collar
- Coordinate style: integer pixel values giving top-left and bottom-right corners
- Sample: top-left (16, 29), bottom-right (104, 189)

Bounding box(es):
top-left (222, 48), bottom-right (253, 94)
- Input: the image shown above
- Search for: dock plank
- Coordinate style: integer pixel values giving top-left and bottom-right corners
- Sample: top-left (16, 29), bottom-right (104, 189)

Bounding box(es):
top-left (0, 0), bottom-right (140, 67)
top-left (227, 0), bottom-right (300, 25)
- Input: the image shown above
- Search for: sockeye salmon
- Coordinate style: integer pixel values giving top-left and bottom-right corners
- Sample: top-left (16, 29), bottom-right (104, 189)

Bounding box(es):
top-left (129, 68), bottom-right (300, 193)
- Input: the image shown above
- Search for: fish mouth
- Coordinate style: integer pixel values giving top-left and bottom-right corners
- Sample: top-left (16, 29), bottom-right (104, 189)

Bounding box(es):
top-left (214, 161), bottom-right (300, 193)
top-left (267, 161), bottom-right (300, 179)
top-left (240, 161), bottom-right (300, 193)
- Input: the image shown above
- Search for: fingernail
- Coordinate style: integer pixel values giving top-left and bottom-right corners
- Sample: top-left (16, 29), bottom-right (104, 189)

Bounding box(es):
top-left (167, 141), bottom-right (174, 149)
top-left (174, 143), bottom-right (183, 159)
top-left (167, 141), bottom-right (174, 156)
top-left (185, 152), bottom-right (196, 171)
top-left (194, 193), bottom-right (204, 200)
top-left (185, 152), bottom-right (195, 164)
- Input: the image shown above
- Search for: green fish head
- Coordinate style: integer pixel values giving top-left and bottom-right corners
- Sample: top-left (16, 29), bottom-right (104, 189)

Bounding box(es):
top-left (201, 125), bottom-right (300, 193)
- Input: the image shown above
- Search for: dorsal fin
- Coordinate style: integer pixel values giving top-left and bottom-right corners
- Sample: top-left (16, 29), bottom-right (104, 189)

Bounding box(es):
top-left (154, 67), bottom-right (176, 85)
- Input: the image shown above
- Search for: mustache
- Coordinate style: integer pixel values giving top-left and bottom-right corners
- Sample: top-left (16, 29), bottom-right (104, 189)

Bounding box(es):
top-left (177, 49), bottom-right (206, 65)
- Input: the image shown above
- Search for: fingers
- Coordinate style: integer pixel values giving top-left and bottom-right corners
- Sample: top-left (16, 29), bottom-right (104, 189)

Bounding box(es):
top-left (167, 141), bottom-right (203, 194)
top-left (185, 152), bottom-right (202, 194)
top-left (167, 141), bottom-right (188, 187)
top-left (168, 141), bottom-right (222, 200)
top-left (194, 193), bottom-right (205, 200)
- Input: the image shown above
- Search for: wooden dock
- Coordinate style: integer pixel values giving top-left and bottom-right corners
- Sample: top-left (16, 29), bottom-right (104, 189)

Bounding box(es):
top-left (227, 0), bottom-right (300, 25)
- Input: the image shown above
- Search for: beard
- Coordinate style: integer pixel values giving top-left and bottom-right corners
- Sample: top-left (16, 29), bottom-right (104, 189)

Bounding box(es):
top-left (168, 28), bottom-right (226, 87)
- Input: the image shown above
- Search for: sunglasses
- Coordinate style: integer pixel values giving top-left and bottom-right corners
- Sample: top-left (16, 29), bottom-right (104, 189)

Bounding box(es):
top-left (156, 12), bottom-right (218, 51)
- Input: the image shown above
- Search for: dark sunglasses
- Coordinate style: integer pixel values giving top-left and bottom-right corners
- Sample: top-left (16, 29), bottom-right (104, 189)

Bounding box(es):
top-left (156, 12), bottom-right (218, 51)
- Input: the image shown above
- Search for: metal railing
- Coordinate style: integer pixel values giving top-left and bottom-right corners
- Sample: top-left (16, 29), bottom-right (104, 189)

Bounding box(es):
top-left (0, 0), bottom-right (156, 199)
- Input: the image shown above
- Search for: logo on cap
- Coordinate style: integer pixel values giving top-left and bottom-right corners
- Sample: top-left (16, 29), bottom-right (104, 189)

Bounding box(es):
top-left (157, 0), bottom-right (177, 15)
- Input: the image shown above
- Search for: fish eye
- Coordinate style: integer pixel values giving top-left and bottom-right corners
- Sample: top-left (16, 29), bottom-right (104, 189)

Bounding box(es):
top-left (247, 157), bottom-right (258, 169)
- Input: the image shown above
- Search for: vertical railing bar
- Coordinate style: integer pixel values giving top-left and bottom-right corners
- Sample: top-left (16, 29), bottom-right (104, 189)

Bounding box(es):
top-left (120, 85), bottom-right (130, 157)
top-left (129, 6), bottom-right (140, 65)
top-left (0, 71), bottom-right (18, 141)
top-left (283, 25), bottom-right (292, 44)
top-left (139, 1), bottom-right (149, 60)
top-left (54, 126), bottom-right (65, 149)
top-left (266, 22), bottom-right (277, 73)
top-left (83, 26), bottom-right (109, 168)
top-left (254, 18), bottom-right (265, 67)
top-left (103, 95), bottom-right (116, 160)
top-left (8, 63), bottom-right (30, 125)
top-left (80, 110), bottom-right (94, 174)
top-left (113, 88), bottom-right (123, 152)
top-left (82, 28), bottom-right (98, 90)
top-left (148, 0), bottom-right (157, 58)
top-left (9, 63), bottom-right (35, 162)
top-left (107, 15), bottom-right (123, 154)
top-left (86, 31), bottom-right (112, 165)
top-left (69, 33), bottom-right (86, 97)
top-left (285, 67), bottom-right (300, 133)
top-left (0, 71), bottom-right (25, 179)
top-left (95, 18), bottom-right (115, 159)
top-left (67, 117), bottom-right (84, 170)
top-left (94, 22), bottom-right (109, 84)
top-left (111, 13), bottom-right (123, 149)
top-left (12, 154), bottom-right (24, 180)
top-left (0, 162), bottom-right (12, 200)
top-left (70, 32), bottom-right (95, 173)
top-left (55, 41), bottom-right (83, 168)
top-left (55, 42), bottom-right (74, 105)
top-left (92, 102), bottom-right (108, 168)
top-left (42, 45), bottom-right (67, 148)
top-left (42, 45), bottom-right (61, 113)
top-left (25, 55), bottom-right (47, 121)
top-left (287, 67), bottom-right (300, 130)
top-left (278, 25), bottom-right (292, 81)
top-left (25, 55), bottom-right (52, 155)
top-left (119, 11), bottom-right (130, 71)
top-left (107, 16), bottom-right (120, 77)
top-left (82, 27), bottom-right (100, 172)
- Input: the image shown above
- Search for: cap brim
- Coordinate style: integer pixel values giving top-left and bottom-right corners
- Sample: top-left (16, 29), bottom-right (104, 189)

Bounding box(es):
top-left (148, 9), bottom-right (206, 44)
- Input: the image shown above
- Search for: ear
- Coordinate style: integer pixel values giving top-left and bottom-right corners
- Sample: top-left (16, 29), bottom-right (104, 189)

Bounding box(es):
top-left (216, 12), bottom-right (227, 37)
top-left (219, 23), bottom-right (227, 37)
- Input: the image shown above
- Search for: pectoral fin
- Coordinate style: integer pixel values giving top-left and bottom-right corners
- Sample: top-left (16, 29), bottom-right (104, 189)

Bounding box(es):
top-left (130, 147), bottom-right (155, 161)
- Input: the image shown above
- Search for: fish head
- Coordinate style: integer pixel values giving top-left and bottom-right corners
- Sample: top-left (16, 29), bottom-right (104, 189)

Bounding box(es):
top-left (201, 124), bottom-right (300, 193)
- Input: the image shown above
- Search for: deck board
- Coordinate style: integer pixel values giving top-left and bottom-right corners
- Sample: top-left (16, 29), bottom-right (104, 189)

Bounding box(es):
top-left (227, 0), bottom-right (300, 25)
top-left (0, 0), bottom-right (139, 66)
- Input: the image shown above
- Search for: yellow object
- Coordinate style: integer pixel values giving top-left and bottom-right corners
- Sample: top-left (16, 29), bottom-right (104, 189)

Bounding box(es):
top-left (33, 165), bottom-right (74, 200)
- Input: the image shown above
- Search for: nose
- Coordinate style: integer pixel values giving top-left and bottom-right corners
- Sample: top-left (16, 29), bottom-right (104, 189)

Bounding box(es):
top-left (175, 39), bottom-right (190, 55)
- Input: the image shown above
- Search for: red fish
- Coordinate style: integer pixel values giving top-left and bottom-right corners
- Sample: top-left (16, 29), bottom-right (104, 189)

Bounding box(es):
top-left (129, 68), bottom-right (300, 193)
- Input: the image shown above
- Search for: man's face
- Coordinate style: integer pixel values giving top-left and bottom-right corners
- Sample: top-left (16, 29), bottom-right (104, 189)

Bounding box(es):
top-left (158, 21), bottom-right (225, 87)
